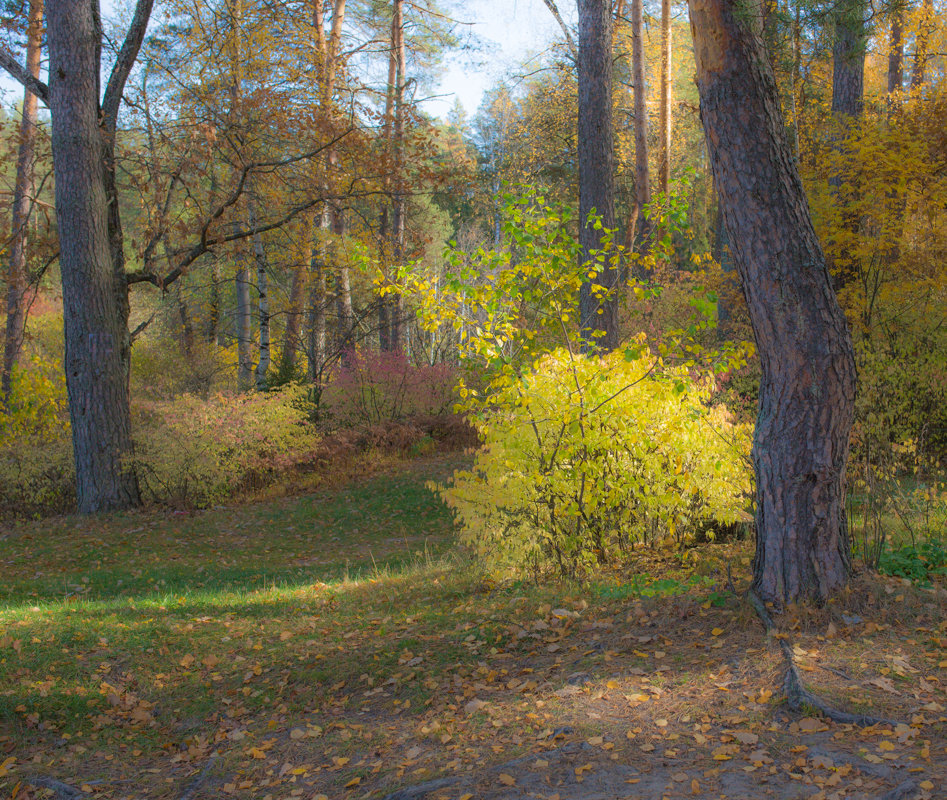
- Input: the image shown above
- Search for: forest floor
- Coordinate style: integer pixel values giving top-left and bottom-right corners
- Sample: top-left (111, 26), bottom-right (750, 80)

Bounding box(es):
top-left (1, 454), bottom-right (945, 800)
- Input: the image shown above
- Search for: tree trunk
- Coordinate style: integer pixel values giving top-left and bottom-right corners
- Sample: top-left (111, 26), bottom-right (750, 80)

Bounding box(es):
top-left (249, 197), bottom-right (270, 390)
top-left (887, 10), bottom-right (903, 95)
top-left (658, 0), bottom-right (672, 195)
top-left (278, 217), bottom-right (310, 379)
top-left (2, 0), bottom-right (43, 404)
top-left (235, 251), bottom-right (253, 390)
top-left (910, 0), bottom-right (933, 90)
top-left (48, 0), bottom-right (141, 512)
top-left (831, 0), bottom-right (866, 117)
top-left (306, 210), bottom-right (327, 387)
top-left (389, 0), bottom-right (407, 352)
top-left (577, 0), bottom-right (618, 352)
top-left (628, 0), bottom-right (651, 271)
top-left (688, 0), bottom-right (857, 606)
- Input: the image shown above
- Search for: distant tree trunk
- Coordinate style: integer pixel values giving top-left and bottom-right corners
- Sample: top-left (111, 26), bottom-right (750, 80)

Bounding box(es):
top-left (887, 10), bottom-right (903, 94)
top-left (628, 0), bottom-right (651, 272)
top-left (910, 0), bottom-right (933, 90)
top-left (658, 0), bottom-right (672, 195)
top-left (577, 0), bottom-right (618, 352)
top-left (206, 256), bottom-right (222, 344)
top-left (250, 216), bottom-right (270, 390)
top-left (175, 280), bottom-right (194, 355)
top-left (831, 0), bottom-right (866, 117)
top-left (2, 0), bottom-right (43, 404)
top-left (235, 249), bottom-right (253, 390)
top-left (278, 218), bottom-right (310, 379)
top-left (306, 210), bottom-right (327, 386)
top-left (389, 0), bottom-right (407, 353)
top-left (333, 206), bottom-right (355, 363)
top-left (47, 0), bottom-right (146, 512)
top-left (688, 0), bottom-right (857, 605)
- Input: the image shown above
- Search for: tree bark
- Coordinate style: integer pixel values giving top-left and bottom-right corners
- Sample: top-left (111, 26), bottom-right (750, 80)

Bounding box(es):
top-left (48, 0), bottom-right (143, 512)
top-left (278, 218), bottom-right (310, 379)
top-left (910, 0), bottom-right (933, 90)
top-left (628, 0), bottom-right (651, 270)
top-left (306, 212), bottom-right (327, 387)
top-left (831, 0), bottom-right (866, 117)
top-left (577, 0), bottom-right (618, 351)
top-left (235, 249), bottom-right (253, 390)
top-left (887, 10), bottom-right (903, 95)
top-left (389, 0), bottom-right (407, 352)
top-left (688, 0), bottom-right (857, 606)
top-left (2, 0), bottom-right (43, 404)
top-left (659, 0), bottom-right (672, 195)
top-left (249, 196), bottom-right (270, 390)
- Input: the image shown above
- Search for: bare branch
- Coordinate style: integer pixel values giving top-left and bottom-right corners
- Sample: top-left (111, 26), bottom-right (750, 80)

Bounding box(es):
top-left (0, 45), bottom-right (49, 104)
top-left (540, 0), bottom-right (577, 59)
top-left (102, 0), bottom-right (155, 134)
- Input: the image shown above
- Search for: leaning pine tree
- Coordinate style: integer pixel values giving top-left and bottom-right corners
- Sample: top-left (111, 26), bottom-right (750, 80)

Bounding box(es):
top-left (687, 0), bottom-right (858, 606)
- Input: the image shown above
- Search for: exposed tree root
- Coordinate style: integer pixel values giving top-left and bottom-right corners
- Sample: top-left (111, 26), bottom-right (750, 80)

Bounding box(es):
top-left (748, 591), bottom-right (904, 728)
top-left (23, 776), bottom-right (86, 800)
top-left (380, 777), bottom-right (460, 800)
top-left (178, 755), bottom-right (218, 800)
top-left (877, 780), bottom-right (921, 800)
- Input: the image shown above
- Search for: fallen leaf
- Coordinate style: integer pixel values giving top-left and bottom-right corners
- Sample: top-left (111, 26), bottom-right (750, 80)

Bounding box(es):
top-left (498, 773), bottom-right (516, 786)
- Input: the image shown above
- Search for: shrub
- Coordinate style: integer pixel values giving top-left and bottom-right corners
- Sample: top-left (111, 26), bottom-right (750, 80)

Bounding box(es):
top-left (131, 386), bottom-right (319, 508)
top-left (0, 355), bottom-right (75, 517)
top-left (437, 346), bottom-right (754, 579)
top-left (320, 349), bottom-right (457, 429)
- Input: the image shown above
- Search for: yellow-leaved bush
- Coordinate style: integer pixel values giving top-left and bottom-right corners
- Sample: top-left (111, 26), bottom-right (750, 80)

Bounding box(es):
top-left (438, 346), bottom-right (753, 579)
top-left (0, 355), bottom-right (74, 516)
top-left (131, 386), bottom-right (319, 508)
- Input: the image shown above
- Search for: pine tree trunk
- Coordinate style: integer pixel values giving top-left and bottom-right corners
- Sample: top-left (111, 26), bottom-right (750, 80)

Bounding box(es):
top-left (389, 0), bottom-right (407, 353)
top-left (48, 0), bottom-right (141, 512)
top-left (887, 11), bottom-right (903, 94)
top-left (306, 209), bottom-right (328, 386)
top-left (629, 0), bottom-right (651, 271)
top-left (659, 0), bottom-right (672, 195)
top-left (911, 0), bottom-right (933, 90)
top-left (688, 0), bottom-right (857, 606)
top-left (831, 0), bottom-right (866, 117)
top-left (1, 0), bottom-right (43, 404)
top-left (577, 0), bottom-right (618, 352)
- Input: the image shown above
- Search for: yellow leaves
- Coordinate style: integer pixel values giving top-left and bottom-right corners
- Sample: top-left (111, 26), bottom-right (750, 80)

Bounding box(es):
top-left (179, 653), bottom-right (196, 668)
top-left (0, 757), bottom-right (16, 778)
top-left (710, 628), bottom-right (724, 637)
top-left (498, 773), bottom-right (516, 786)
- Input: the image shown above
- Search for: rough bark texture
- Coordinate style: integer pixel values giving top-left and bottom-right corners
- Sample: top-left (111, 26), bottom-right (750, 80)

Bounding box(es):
top-left (306, 214), bottom-right (327, 387)
top-left (659, 0), bottom-right (672, 195)
top-left (235, 252), bottom-right (253, 390)
top-left (48, 0), bottom-right (141, 512)
top-left (2, 0), bottom-right (43, 404)
top-left (629, 0), bottom-right (651, 266)
top-left (249, 197), bottom-right (270, 390)
top-left (688, 0), bottom-right (857, 605)
top-left (278, 217), bottom-right (311, 379)
top-left (388, 0), bottom-right (407, 352)
top-left (831, 0), bottom-right (866, 117)
top-left (577, 0), bottom-right (618, 352)
top-left (887, 11), bottom-right (903, 95)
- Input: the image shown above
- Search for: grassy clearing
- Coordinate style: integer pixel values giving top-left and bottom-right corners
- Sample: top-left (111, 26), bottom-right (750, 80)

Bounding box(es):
top-left (1, 456), bottom-right (946, 800)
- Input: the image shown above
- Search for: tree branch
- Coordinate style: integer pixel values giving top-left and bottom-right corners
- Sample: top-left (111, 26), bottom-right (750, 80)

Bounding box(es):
top-left (0, 45), bottom-right (49, 104)
top-left (540, 0), bottom-right (577, 59)
top-left (102, 0), bottom-right (156, 134)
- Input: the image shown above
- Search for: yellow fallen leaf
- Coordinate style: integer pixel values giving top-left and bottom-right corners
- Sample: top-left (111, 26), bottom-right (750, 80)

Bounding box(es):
top-left (588, 736), bottom-right (604, 746)
top-left (920, 781), bottom-right (934, 790)
top-left (344, 777), bottom-right (361, 788)
top-left (279, 631), bottom-right (293, 641)
top-left (179, 654), bottom-right (195, 668)
top-left (289, 728), bottom-right (306, 740)
top-left (459, 795), bottom-right (474, 800)
top-left (879, 740), bottom-right (895, 752)
top-left (0, 757), bottom-right (16, 777)
top-left (691, 778), bottom-right (700, 794)
top-left (711, 628), bottom-right (724, 636)
top-left (498, 773), bottom-right (516, 786)
top-left (249, 747), bottom-right (266, 759)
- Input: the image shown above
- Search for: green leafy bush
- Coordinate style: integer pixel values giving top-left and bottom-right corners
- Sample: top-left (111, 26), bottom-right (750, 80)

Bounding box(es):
top-left (437, 346), bottom-right (753, 579)
top-left (131, 386), bottom-right (319, 508)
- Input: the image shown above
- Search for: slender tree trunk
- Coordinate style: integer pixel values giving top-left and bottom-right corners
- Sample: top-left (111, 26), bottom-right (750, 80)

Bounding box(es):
top-left (629, 0), bottom-right (651, 272)
top-left (306, 210), bottom-right (327, 386)
top-left (887, 10), bottom-right (903, 95)
top-left (207, 256), bottom-right (222, 344)
top-left (248, 196), bottom-right (270, 390)
top-left (332, 206), bottom-right (355, 362)
top-left (48, 0), bottom-right (141, 512)
top-left (577, 0), bottom-right (618, 352)
top-left (659, 0), bottom-right (672, 195)
top-left (2, 0), bottom-right (43, 404)
top-left (235, 249), bottom-right (253, 390)
top-left (389, 0), bottom-right (407, 352)
top-left (688, 0), bottom-right (857, 606)
top-left (911, 0), bottom-right (933, 90)
top-left (278, 217), bottom-right (310, 379)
